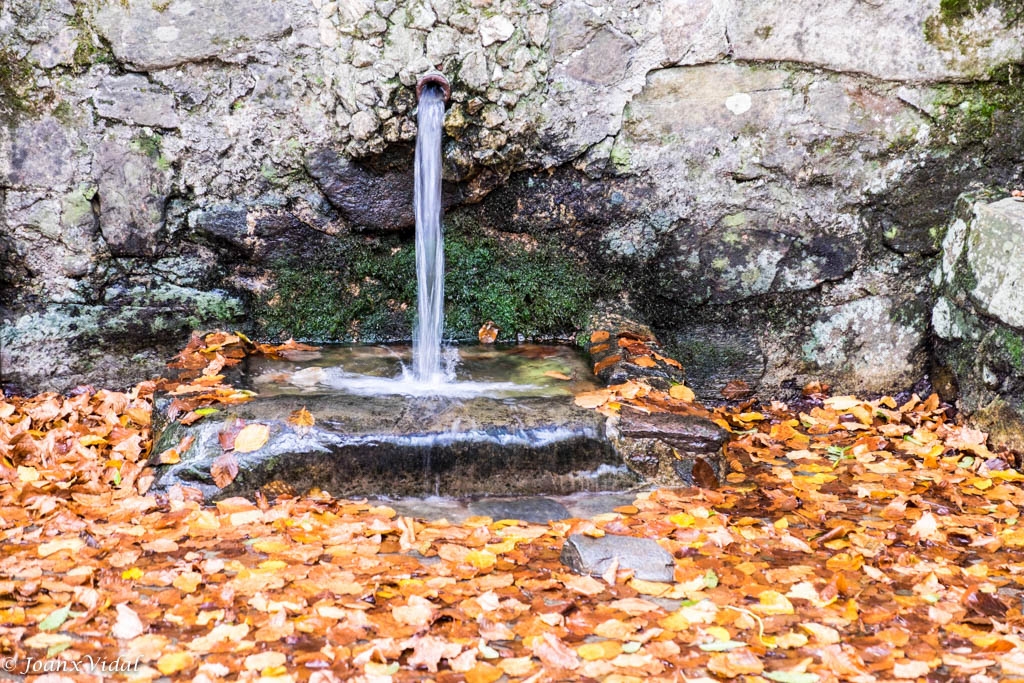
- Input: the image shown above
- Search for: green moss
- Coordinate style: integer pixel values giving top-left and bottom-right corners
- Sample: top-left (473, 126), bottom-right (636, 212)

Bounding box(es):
top-left (255, 219), bottom-right (601, 343)
top-left (131, 132), bottom-right (162, 158)
top-left (927, 65), bottom-right (1024, 146)
top-left (0, 49), bottom-right (35, 118)
top-left (939, 0), bottom-right (1023, 24)
top-left (996, 327), bottom-right (1024, 371)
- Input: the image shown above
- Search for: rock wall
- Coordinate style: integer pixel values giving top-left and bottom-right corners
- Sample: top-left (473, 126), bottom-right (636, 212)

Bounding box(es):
top-left (934, 195), bottom-right (1024, 451)
top-left (1, 0), bottom-right (1023, 397)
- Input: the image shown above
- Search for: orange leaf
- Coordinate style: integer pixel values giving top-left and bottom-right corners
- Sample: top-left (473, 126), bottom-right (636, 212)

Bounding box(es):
top-left (465, 663), bottom-right (503, 683)
top-left (478, 321), bottom-right (499, 344)
top-left (632, 356), bottom-right (657, 368)
top-left (288, 407), bottom-right (315, 428)
top-left (590, 330), bottom-right (610, 344)
top-left (575, 391), bottom-right (610, 409)
top-left (669, 384), bottom-right (695, 402)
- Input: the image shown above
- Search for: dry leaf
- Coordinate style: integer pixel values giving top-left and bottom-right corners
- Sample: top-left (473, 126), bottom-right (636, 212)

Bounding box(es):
top-left (234, 424), bottom-right (270, 453)
top-left (477, 321), bottom-right (499, 344)
top-left (211, 454), bottom-right (239, 488)
top-left (669, 384), bottom-right (695, 402)
top-left (288, 407), bottom-right (315, 428)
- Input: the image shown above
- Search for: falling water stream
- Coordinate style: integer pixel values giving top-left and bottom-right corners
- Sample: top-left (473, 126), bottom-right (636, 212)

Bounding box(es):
top-left (413, 83), bottom-right (446, 384)
top-left (249, 80), bottom-right (549, 398)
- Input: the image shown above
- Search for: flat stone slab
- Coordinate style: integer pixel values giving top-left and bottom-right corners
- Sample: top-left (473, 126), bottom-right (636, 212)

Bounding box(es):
top-left (617, 412), bottom-right (729, 451)
top-left (467, 497), bottom-right (571, 524)
top-left (560, 533), bottom-right (676, 582)
top-left (150, 389), bottom-right (636, 502)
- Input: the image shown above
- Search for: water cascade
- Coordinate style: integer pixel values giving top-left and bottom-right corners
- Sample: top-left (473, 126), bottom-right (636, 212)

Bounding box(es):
top-left (412, 77), bottom-right (448, 384)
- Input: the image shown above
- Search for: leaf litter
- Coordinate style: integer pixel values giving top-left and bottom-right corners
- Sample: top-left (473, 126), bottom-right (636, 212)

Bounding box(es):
top-left (1, 333), bottom-right (1024, 680)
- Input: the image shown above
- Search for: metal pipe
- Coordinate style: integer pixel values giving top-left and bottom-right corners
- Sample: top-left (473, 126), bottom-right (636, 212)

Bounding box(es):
top-left (416, 71), bottom-right (451, 105)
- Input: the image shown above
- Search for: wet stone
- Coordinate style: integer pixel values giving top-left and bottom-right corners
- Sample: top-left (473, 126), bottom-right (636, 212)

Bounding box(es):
top-left (560, 533), bottom-right (676, 582)
top-left (467, 497), bottom-right (571, 524)
top-left (149, 345), bottom-right (639, 502)
top-left (617, 412), bottom-right (729, 452)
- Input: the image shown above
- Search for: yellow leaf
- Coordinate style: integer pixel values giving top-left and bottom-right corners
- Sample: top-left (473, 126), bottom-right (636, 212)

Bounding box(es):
top-left (706, 626), bottom-right (732, 641)
top-left (824, 396), bottom-right (863, 411)
top-left (578, 641), bottom-right (622, 660)
top-left (755, 590), bottom-right (794, 615)
top-left (78, 434), bottom-right (108, 446)
top-left (737, 412), bottom-right (766, 422)
top-left (234, 424), bottom-right (270, 453)
top-left (253, 539), bottom-right (290, 554)
top-left (259, 560), bottom-right (288, 571)
top-left (466, 550), bottom-right (497, 569)
top-left (629, 578), bottom-right (673, 596)
top-left (659, 610), bottom-right (691, 632)
top-left (173, 572), bottom-right (202, 593)
top-left (157, 652), bottom-right (194, 675)
top-left (669, 384), bottom-right (695, 402)
top-left (669, 512), bottom-right (695, 527)
top-left (121, 567), bottom-right (143, 580)
top-left (17, 466), bottom-right (39, 482)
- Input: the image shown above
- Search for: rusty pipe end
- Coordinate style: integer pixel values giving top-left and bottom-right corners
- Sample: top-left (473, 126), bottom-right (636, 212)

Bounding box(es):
top-left (416, 71), bottom-right (451, 104)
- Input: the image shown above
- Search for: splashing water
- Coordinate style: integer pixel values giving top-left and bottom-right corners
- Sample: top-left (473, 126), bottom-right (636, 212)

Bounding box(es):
top-left (413, 84), bottom-right (446, 384)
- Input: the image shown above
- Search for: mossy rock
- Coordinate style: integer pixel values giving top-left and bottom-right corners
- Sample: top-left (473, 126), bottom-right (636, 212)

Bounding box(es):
top-left (255, 213), bottom-right (604, 343)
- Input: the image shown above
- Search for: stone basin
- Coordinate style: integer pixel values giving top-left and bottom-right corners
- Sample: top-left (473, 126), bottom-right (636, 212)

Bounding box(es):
top-left (149, 344), bottom-right (639, 501)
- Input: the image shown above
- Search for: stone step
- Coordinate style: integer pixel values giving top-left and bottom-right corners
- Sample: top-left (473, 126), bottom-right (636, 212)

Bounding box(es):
top-left (149, 390), bottom-right (636, 501)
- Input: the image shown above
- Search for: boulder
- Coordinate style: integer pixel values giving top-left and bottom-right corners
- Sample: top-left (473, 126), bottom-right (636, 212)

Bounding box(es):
top-left (560, 534), bottom-right (676, 582)
top-left (933, 194), bottom-right (1024, 451)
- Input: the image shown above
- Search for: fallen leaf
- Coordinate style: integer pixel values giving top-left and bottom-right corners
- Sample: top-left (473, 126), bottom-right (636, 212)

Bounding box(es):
top-left (721, 379), bottom-right (753, 400)
top-left (669, 384), bottom-right (695, 402)
top-left (234, 424), bottom-right (270, 453)
top-left (707, 649), bottom-right (764, 677)
top-left (211, 453), bottom-right (239, 488)
top-left (478, 321), bottom-right (499, 344)
top-left (288, 407), bottom-right (315, 428)
top-left (544, 371), bottom-right (573, 381)
top-left (112, 603), bottom-right (144, 640)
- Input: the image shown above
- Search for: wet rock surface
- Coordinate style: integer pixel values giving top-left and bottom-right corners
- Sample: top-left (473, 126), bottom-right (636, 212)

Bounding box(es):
top-left (149, 390), bottom-right (634, 502)
top-left (560, 533), bottom-right (676, 582)
top-left (467, 497), bottom-right (571, 524)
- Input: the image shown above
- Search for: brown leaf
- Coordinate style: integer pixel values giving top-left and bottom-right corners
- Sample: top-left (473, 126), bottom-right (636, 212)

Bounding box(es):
top-left (721, 379), bottom-right (753, 400)
top-left (543, 371), bottom-right (573, 381)
top-left (692, 458), bottom-right (720, 489)
top-left (531, 632), bottom-right (579, 670)
top-left (211, 453), bottom-right (239, 488)
top-left (707, 649), bottom-right (764, 677)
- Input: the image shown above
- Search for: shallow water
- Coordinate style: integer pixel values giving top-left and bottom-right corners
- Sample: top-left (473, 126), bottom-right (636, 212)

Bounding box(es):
top-left (245, 343), bottom-right (600, 400)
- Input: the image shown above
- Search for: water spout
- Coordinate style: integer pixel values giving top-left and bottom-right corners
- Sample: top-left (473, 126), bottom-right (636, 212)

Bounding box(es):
top-left (416, 71), bottom-right (451, 104)
top-left (412, 75), bottom-right (448, 384)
